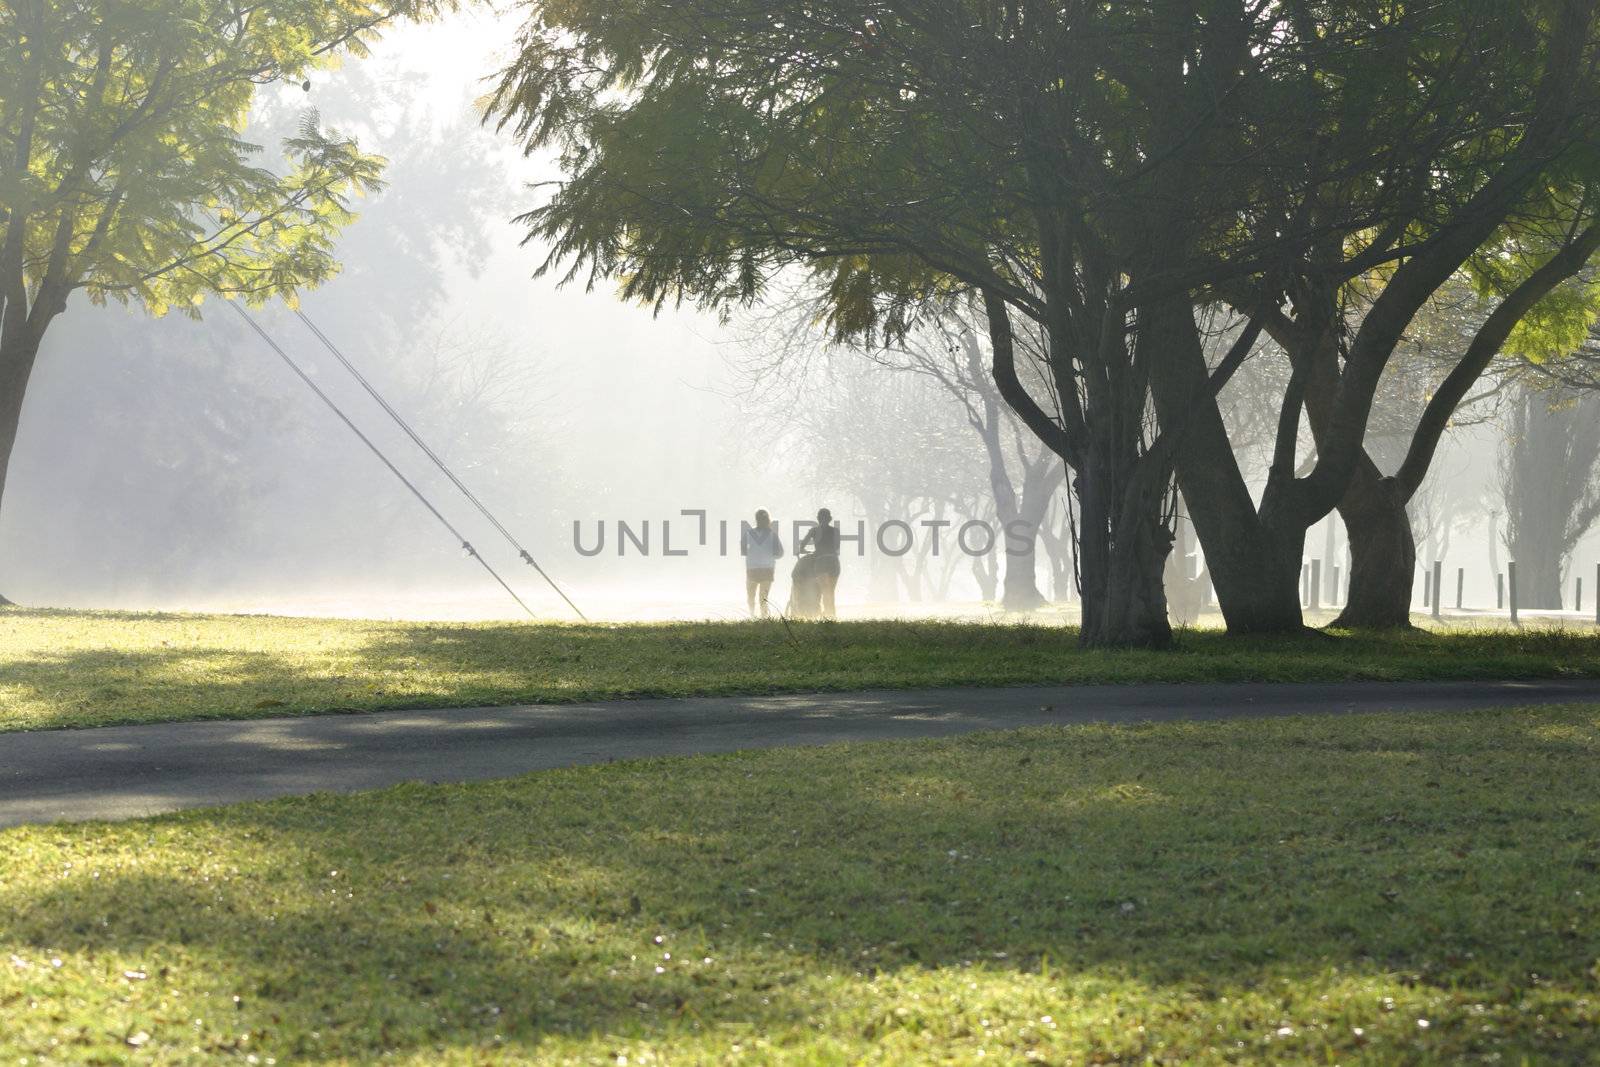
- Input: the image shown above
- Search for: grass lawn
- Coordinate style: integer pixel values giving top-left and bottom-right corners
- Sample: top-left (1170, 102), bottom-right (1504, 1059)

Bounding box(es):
top-left (5, 606), bottom-right (1600, 731)
top-left (3, 705), bottom-right (1598, 1063)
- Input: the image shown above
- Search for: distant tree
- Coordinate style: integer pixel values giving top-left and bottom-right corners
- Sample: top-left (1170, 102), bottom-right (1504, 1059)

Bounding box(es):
top-left (1036, 493), bottom-right (1077, 605)
top-left (743, 337), bottom-right (989, 607)
top-left (862, 305), bottom-right (1064, 611)
top-left (738, 290), bottom-right (1063, 610)
top-left (1500, 382), bottom-right (1600, 609)
top-left (0, 0), bottom-right (441, 601)
top-left (939, 325), bottom-right (1062, 610)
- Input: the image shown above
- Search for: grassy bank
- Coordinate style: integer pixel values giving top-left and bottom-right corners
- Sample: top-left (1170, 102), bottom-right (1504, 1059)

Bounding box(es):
top-left (3, 706), bottom-right (1598, 1063)
top-left (4, 607), bottom-right (1600, 731)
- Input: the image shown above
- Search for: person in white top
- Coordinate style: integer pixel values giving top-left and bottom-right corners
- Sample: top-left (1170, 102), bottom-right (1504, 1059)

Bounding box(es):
top-left (741, 509), bottom-right (784, 617)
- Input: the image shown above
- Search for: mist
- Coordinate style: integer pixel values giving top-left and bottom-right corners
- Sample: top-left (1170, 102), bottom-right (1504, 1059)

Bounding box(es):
top-left (3, 10), bottom-right (1598, 629)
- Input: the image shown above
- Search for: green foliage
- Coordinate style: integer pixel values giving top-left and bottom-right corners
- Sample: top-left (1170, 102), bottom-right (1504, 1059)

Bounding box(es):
top-left (488, 1), bottom-right (1027, 325)
top-left (1503, 274), bottom-right (1600, 362)
top-left (0, 0), bottom-right (442, 333)
top-left (1451, 176), bottom-right (1600, 363)
top-left (4, 706), bottom-right (1600, 1061)
top-left (488, 1), bottom-right (1573, 331)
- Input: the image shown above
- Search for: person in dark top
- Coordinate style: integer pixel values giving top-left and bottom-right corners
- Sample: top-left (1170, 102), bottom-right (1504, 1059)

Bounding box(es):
top-left (797, 506), bottom-right (841, 619)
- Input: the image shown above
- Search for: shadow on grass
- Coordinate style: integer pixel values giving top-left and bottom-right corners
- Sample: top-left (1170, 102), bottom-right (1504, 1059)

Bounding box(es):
top-left (4, 706), bottom-right (1600, 1060)
top-left (9, 607), bottom-right (1600, 732)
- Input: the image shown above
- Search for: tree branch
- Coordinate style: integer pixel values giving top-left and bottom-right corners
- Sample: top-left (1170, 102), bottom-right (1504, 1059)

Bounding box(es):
top-left (983, 287), bottom-right (1081, 468)
top-left (1397, 219), bottom-right (1600, 497)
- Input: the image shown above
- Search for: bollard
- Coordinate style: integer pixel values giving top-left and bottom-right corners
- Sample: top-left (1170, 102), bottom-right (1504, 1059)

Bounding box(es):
top-left (1456, 567), bottom-right (1465, 611)
top-left (1301, 563), bottom-right (1310, 607)
top-left (1432, 560), bottom-right (1443, 620)
top-left (1331, 564), bottom-right (1341, 606)
top-left (1509, 561), bottom-right (1520, 626)
top-left (1423, 570), bottom-right (1431, 608)
top-left (1310, 559), bottom-right (1323, 611)
top-left (1580, 577), bottom-right (1586, 616)
top-left (1497, 573), bottom-right (1504, 611)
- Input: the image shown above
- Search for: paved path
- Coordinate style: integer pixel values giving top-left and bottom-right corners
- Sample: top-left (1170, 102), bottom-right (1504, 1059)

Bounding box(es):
top-left (3, 679), bottom-right (1598, 828)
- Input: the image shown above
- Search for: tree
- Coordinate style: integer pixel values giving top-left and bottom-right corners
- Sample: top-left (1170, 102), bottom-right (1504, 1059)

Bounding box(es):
top-left (1182, 0), bottom-right (1600, 630)
top-left (854, 303), bottom-right (1064, 610)
top-left (1500, 381), bottom-right (1600, 609)
top-left (1036, 493), bottom-right (1077, 605)
top-left (942, 321), bottom-right (1063, 610)
top-left (486, 0), bottom-right (1246, 646)
top-left (0, 0), bottom-right (440, 600)
top-left (1257, 198), bottom-right (1600, 629)
top-left (489, 0), bottom-right (1600, 644)
top-left (739, 327), bottom-right (994, 607)
top-left (1111, 0), bottom-right (1600, 635)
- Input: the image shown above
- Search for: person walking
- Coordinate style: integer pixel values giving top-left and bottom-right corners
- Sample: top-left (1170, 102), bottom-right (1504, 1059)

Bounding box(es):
top-left (797, 507), bottom-right (841, 619)
top-left (741, 509), bottom-right (783, 617)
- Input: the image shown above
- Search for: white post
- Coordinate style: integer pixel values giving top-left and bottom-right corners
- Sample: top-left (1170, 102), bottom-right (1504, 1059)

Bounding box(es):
top-left (1508, 562), bottom-right (1520, 626)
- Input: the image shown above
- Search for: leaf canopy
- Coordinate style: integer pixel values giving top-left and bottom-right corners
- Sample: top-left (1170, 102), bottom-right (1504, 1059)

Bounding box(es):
top-left (0, 0), bottom-right (444, 340)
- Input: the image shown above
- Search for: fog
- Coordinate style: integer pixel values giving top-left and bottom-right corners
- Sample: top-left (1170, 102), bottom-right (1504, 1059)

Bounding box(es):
top-left (4, 12), bottom-right (1599, 626)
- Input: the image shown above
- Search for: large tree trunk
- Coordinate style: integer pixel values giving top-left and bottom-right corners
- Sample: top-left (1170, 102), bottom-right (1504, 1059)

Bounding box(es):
top-left (1076, 457), bottom-right (1175, 649)
top-left (1096, 507), bottom-right (1175, 647)
top-left (1331, 471), bottom-right (1417, 628)
top-left (1142, 296), bottom-right (1306, 633)
top-left (1282, 307), bottom-right (1420, 631)
top-left (981, 287), bottom-right (1170, 646)
top-left (1207, 514), bottom-right (1308, 633)
top-left (0, 334), bottom-right (42, 604)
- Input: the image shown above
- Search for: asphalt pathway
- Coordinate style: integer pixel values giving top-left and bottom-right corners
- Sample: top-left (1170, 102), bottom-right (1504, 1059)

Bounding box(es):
top-left (3, 678), bottom-right (1598, 828)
